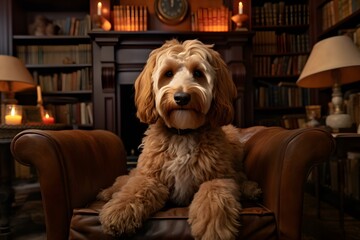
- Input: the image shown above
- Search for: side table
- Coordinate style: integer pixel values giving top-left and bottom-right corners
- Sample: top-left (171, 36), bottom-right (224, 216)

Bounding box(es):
top-left (332, 133), bottom-right (360, 233)
top-left (0, 124), bottom-right (71, 239)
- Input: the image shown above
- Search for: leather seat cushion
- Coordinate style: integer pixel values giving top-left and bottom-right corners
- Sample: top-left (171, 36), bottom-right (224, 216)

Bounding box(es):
top-left (69, 201), bottom-right (278, 240)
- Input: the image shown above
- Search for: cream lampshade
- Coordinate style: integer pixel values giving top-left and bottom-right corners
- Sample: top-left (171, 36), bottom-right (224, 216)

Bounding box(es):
top-left (0, 55), bottom-right (35, 92)
top-left (297, 35), bottom-right (360, 130)
top-left (0, 55), bottom-right (36, 124)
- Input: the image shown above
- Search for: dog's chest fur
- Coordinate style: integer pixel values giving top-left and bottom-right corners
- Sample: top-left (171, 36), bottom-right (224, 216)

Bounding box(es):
top-left (138, 123), bottom-right (239, 206)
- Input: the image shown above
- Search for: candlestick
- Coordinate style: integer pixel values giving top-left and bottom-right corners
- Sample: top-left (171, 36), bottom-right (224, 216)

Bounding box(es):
top-left (239, 2), bottom-right (243, 14)
top-left (37, 85), bottom-right (43, 105)
top-left (231, 13), bottom-right (249, 31)
top-left (97, 2), bottom-right (102, 16)
top-left (5, 104), bottom-right (22, 125)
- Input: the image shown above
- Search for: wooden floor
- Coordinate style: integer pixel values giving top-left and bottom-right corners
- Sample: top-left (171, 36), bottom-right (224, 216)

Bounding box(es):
top-left (302, 193), bottom-right (360, 240)
top-left (9, 193), bottom-right (360, 240)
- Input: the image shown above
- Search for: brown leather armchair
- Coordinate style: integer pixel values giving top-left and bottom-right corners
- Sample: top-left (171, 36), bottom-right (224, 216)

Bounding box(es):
top-left (10, 126), bottom-right (335, 240)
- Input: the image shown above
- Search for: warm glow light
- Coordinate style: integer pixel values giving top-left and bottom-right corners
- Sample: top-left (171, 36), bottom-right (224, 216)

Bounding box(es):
top-left (5, 105), bottom-right (22, 125)
top-left (97, 2), bottom-right (102, 16)
top-left (43, 112), bottom-right (55, 124)
top-left (101, 19), bottom-right (112, 31)
top-left (239, 2), bottom-right (243, 14)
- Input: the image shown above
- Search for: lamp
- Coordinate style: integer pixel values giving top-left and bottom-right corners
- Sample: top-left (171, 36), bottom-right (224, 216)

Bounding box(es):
top-left (0, 55), bottom-right (36, 123)
top-left (297, 35), bottom-right (360, 130)
top-left (0, 55), bottom-right (35, 102)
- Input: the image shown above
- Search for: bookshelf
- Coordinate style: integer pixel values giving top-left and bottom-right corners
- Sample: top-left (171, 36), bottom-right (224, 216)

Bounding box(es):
top-left (11, 0), bottom-right (93, 128)
top-left (251, 0), bottom-right (316, 128)
top-left (308, 0), bottom-right (360, 221)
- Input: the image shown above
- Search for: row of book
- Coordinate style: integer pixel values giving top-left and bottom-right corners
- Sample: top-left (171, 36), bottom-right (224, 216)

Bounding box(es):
top-left (321, 0), bottom-right (360, 31)
top-left (46, 102), bottom-right (93, 126)
top-left (324, 153), bottom-right (360, 200)
top-left (255, 81), bottom-right (313, 108)
top-left (256, 114), bottom-right (307, 129)
top-left (253, 2), bottom-right (309, 26)
top-left (191, 7), bottom-right (231, 32)
top-left (346, 92), bottom-right (360, 127)
top-left (253, 31), bottom-right (310, 54)
top-left (254, 54), bottom-right (308, 77)
top-left (16, 44), bottom-right (91, 65)
top-left (53, 15), bottom-right (91, 36)
top-left (33, 68), bottom-right (92, 92)
top-left (113, 5), bottom-right (148, 31)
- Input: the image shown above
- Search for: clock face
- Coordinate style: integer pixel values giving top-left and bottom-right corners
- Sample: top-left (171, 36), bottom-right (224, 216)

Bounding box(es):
top-left (155, 0), bottom-right (189, 25)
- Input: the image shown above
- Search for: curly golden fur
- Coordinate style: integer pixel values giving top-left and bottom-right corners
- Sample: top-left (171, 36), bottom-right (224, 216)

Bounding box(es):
top-left (98, 39), bottom-right (261, 240)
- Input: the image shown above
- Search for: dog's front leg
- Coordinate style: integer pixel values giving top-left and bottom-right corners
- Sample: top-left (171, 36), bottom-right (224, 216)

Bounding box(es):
top-left (188, 178), bottom-right (241, 240)
top-left (99, 174), bottom-right (169, 236)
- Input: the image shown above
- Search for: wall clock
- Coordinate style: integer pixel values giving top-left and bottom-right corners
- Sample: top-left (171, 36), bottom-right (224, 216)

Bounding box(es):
top-left (154, 0), bottom-right (189, 25)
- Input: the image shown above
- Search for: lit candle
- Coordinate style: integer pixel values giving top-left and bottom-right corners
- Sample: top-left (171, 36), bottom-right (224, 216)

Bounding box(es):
top-left (37, 85), bottom-right (43, 104)
top-left (97, 2), bottom-right (102, 16)
top-left (5, 105), bottom-right (22, 125)
top-left (43, 112), bottom-right (55, 124)
top-left (239, 2), bottom-right (243, 14)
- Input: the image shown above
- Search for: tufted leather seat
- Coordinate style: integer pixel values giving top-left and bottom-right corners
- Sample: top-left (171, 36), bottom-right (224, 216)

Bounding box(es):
top-left (11, 126), bottom-right (335, 240)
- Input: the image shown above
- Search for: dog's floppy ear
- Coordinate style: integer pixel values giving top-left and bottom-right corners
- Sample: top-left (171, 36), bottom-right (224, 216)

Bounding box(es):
top-left (134, 49), bottom-right (159, 124)
top-left (208, 49), bottom-right (237, 127)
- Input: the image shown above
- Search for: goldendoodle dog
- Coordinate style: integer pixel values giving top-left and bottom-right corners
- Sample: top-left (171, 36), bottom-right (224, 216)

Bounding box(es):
top-left (98, 39), bottom-right (261, 240)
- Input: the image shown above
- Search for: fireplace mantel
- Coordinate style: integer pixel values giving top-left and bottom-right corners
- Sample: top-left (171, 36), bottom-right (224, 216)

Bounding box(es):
top-left (90, 31), bottom-right (254, 154)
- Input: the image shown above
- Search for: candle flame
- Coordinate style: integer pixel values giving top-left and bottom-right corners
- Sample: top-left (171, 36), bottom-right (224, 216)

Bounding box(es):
top-left (45, 113), bottom-right (50, 118)
top-left (11, 106), bottom-right (16, 116)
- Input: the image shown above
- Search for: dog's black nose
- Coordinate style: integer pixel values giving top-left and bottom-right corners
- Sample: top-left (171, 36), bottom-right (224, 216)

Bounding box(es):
top-left (174, 92), bottom-right (191, 106)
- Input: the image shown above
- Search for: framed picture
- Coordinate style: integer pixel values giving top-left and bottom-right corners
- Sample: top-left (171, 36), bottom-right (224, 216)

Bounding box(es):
top-left (22, 106), bottom-right (42, 124)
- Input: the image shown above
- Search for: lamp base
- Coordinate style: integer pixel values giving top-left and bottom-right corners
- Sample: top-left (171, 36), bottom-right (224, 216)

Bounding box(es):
top-left (326, 113), bottom-right (353, 130)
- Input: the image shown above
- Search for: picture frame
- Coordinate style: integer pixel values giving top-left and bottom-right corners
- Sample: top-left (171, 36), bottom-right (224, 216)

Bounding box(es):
top-left (22, 106), bottom-right (42, 124)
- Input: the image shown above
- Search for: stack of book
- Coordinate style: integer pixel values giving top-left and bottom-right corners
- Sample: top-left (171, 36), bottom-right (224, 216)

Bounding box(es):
top-left (113, 5), bottom-right (148, 31)
top-left (191, 7), bottom-right (230, 32)
top-left (254, 54), bottom-right (309, 76)
top-left (255, 81), bottom-right (312, 108)
top-left (253, 2), bottom-right (309, 26)
top-left (54, 15), bottom-right (91, 36)
top-left (253, 31), bottom-right (310, 54)
top-left (16, 44), bottom-right (91, 65)
top-left (34, 67), bottom-right (92, 92)
top-left (321, 0), bottom-right (360, 31)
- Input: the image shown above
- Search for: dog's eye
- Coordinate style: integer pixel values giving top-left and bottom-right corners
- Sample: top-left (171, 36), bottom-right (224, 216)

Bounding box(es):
top-left (193, 70), bottom-right (203, 78)
top-left (164, 70), bottom-right (173, 78)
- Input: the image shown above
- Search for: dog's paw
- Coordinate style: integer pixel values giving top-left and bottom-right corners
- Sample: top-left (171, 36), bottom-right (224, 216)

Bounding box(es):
top-left (97, 188), bottom-right (113, 201)
top-left (189, 179), bottom-right (241, 240)
top-left (99, 199), bottom-right (143, 236)
top-left (240, 180), bottom-right (262, 200)
top-left (97, 175), bottom-right (131, 201)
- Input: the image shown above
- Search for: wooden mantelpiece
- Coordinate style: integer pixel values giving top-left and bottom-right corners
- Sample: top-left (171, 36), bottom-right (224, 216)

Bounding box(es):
top-left (90, 31), bottom-right (254, 155)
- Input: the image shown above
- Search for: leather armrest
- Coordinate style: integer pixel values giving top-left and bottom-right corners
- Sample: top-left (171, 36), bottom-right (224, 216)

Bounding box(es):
top-left (241, 127), bottom-right (335, 239)
top-left (11, 129), bottom-right (128, 240)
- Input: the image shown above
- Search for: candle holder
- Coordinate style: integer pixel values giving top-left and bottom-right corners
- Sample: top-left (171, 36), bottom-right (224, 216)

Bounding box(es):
top-left (92, 14), bottom-right (112, 31)
top-left (5, 104), bottom-right (22, 125)
top-left (231, 14), bottom-right (249, 31)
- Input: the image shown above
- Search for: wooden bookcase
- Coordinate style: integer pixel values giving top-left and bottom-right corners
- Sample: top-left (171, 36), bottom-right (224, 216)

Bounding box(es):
top-left (11, 0), bottom-right (93, 128)
top-left (308, 0), bottom-right (360, 220)
top-left (251, 0), bottom-right (317, 128)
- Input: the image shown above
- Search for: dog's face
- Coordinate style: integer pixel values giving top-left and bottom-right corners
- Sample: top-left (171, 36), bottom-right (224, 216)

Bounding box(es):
top-left (135, 39), bottom-right (237, 129)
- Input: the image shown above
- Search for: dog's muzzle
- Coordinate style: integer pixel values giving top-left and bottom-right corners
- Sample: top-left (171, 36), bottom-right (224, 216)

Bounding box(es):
top-left (174, 92), bottom-right (191, 106)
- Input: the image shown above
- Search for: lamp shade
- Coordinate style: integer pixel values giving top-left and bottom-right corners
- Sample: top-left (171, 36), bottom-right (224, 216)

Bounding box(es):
top-left (297, 35), bottom-right (360, 88)
top-left (0, 55), bottom-right (35, 92)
